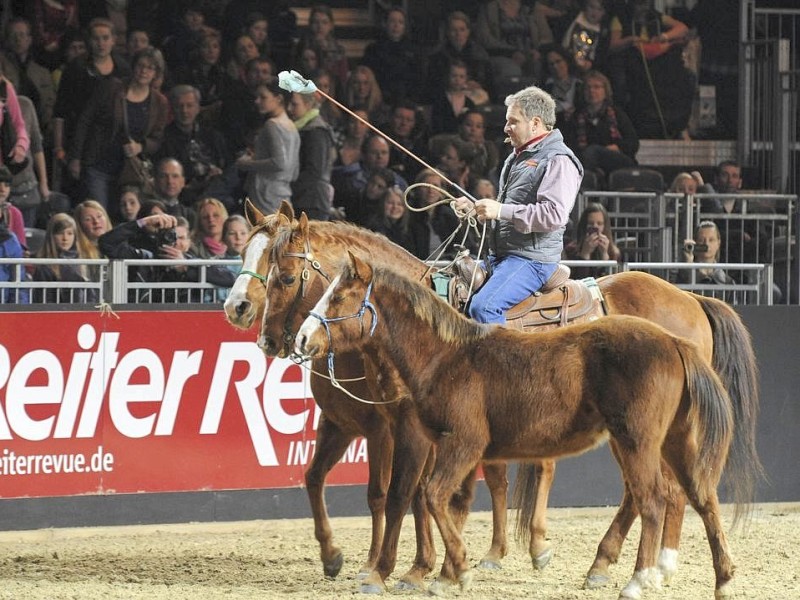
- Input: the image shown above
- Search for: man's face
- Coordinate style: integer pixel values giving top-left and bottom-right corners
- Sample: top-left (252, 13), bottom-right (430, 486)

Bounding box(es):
top-left (446, 18), bottom-right (469, 50)
top-left (391, 108), bottom-right (415, 138)
top-left (364, 138), bottom-right (390, 170)
top-left (90, 25), bottom-right (115, 59)
top-left (175, 225), bottom-right (191, 253)
top-left (247, 61), bottom-right (273, 87)
top-left (716, 165), bottom-right (742, 193)
top-left (8, 22), bottom-right (32, 55)
top-left (504, 103), bottom-right (538, 148)
top-left (173, 92), bottom-right (200, 129)
top-left (156, 162), bottom-right (185, 198)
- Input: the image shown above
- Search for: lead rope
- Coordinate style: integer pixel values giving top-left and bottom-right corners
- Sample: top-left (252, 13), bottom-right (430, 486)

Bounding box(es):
top-left (291, 281), bottom-right (398, 405)
top-left (403, 182), bottom-right (489, 304)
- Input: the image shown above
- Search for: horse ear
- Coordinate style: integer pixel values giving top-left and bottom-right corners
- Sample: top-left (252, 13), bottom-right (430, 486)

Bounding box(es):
top-left (244, 198), bottom-right (264, 226)
top-left (298, 211), bottom-right (309, 236)
top-left (278, 200), bottom-right (295, 222)
top-left (348, 251), bottom-right (373, 282)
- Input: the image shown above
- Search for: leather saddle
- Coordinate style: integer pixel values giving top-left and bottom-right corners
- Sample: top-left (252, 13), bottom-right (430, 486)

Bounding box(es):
top-left (445, 252), bottom-right (605, 332)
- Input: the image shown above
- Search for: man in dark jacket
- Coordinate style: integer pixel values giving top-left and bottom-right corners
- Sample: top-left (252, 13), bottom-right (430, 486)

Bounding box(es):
top-left (453, 85), bottom-right (583, 324)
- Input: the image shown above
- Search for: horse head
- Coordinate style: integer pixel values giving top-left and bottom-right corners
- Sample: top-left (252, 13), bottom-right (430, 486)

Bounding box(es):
top-left (293, 251), bottom-right (376, 361)
top-left (223, 199), bottom-right (295, 329)
top-left (258, 211), bottom-right (338, 357)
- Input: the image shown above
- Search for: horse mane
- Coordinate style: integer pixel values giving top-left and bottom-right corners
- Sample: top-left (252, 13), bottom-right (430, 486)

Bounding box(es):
top-left (362, 261), bottom-right (490, 345)
top-left (271, 219), bottom-right (428, 277)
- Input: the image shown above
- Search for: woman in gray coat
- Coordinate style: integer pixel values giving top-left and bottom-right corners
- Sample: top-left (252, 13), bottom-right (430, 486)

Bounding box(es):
top-left (236, 81), bottom-right (300, 214)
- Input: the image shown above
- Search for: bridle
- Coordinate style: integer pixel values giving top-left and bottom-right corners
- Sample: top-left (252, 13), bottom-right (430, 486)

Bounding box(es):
top-left (275, 236), bottom-right (333, 350)
top-left (292, 279), bottom-right (382, 402)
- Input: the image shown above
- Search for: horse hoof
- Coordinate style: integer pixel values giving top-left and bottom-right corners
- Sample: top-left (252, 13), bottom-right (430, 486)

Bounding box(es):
top-left (459, 571), bottom-right (473, 591)
top-left (395, 578), bottom-right (425, 592)
top-left (427, 578), bottom-right (452, 597)
top-left (532, 548), bottom-right (553, 570)
top-left (360, 571), bottom-right (386, 595)
top-left (584, 573), bottom-right (610, 589)
top-left (323, 552), bottom-right (344, 579)
top-left (715, 580), bottom-right (735, 599)
top-left (359, 582), bottom-right (386, 595)
top-left (477, 557), bottom-right (502, 570)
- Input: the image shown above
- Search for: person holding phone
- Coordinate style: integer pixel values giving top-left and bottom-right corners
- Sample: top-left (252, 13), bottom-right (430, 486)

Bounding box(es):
top-left (562, 202), bottom-right (620, 278)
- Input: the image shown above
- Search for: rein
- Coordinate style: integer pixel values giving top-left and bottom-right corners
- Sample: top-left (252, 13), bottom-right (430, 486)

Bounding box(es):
top-left (403, 182), bottom-right (489, 302)
top-left (279, 237), bottom-right (333, 348)
top-left (293, 280), bottom-right (397, 405)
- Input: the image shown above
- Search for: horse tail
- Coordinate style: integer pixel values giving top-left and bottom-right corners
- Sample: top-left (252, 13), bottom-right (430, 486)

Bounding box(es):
top-left (676, 338), bottom-right (750, 522)
top-left (694, 294), bottom-right (765, 525)
top-left (512, 463), bottom-right (537, 546)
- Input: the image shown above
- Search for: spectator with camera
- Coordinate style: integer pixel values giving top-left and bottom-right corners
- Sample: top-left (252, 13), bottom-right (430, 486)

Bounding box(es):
top-left (562, 202), bottom-right (621, 278)
top-left (678, 220), bottom-right (735, 285)
top-left (98, 212), bottom-right (235, 302)
top-left (158, 85), bottom-right (233, 210)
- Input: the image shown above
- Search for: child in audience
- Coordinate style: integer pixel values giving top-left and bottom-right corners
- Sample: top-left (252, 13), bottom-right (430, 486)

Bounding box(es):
top-left (118, 185), bottom-right (144, 223)
top-left (33, 212), bottom-right (97, 303)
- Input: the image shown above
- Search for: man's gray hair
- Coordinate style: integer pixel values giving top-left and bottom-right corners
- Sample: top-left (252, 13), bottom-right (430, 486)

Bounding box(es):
top-left (505, 86), bottom-right (557, 130)
top-left (169, 84), bottom-right (202, 106)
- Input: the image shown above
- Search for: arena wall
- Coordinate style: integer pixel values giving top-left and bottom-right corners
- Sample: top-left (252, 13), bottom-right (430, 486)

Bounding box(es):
top-left (0, 306), bottom-right (797, 530)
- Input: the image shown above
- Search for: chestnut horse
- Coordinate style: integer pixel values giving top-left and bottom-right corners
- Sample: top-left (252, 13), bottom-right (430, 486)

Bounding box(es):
top-left (226, 202), bottom-right (760, 592)
top-left (293, 252), bottom-right (747, 599)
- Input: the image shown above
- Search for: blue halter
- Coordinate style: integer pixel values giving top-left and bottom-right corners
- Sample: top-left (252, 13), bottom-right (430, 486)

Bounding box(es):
top-left (307, 280), bottom-right (378, 380)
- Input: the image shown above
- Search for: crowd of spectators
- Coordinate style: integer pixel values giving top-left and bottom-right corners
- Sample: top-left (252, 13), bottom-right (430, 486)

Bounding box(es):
top-left (0, 1), bottom-right (772, 304)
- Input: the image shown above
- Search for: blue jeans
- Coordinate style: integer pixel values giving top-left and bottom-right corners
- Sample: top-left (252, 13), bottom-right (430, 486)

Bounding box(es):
top-left (467, 255), bottom-right (557, 324)
top-left (83, 166), bottom-right (115, 210)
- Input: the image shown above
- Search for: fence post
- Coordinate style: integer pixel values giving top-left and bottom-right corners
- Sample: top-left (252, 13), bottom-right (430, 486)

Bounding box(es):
top-left (109, 260), bottom-right (127, 304)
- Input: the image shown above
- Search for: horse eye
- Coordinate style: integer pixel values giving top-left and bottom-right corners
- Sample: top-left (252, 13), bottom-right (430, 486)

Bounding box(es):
top-left (280, 274), bottom-right (296, 286)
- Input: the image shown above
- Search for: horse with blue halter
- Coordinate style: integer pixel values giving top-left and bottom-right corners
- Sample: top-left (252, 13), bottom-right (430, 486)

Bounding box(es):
top-left (226, 200), bottom-right (760, 593)
top-left (292, 251), bottom-right (751, 599)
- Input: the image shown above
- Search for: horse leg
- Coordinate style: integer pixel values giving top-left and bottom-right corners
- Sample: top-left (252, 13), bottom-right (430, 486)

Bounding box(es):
top-left (614, 450), bottom-right (667, 600)
top-left (358, 419), bottom-right (394, 578)
top-left (529, 460), bottom-right (556, 570)
top-left (584, 441), bottom-right (640, 589)
top-left (363, 409), bottom-right (436, 594)
top-left (477, 462), bottom-right (508, 570)
top-left (584, 483), bottom-right (640, 589)
top-left (425, 441), bottom-right (485, 597)
top-left (305, 415), bottom-right (357, 578)
top-left (439, 468), bottom-right (479, 583)
top-left (657, 462), bottom-right (687, 585)
top-left (664, 445), bottom-right (736, 599)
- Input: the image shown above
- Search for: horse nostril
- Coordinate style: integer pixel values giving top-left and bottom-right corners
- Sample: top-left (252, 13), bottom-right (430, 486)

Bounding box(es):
top-left (236, 301), bottom-right (250, 318)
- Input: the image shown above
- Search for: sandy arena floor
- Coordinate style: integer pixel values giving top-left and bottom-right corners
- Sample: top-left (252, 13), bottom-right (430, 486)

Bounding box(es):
top-left (0, 503), bottom-right (798, 599)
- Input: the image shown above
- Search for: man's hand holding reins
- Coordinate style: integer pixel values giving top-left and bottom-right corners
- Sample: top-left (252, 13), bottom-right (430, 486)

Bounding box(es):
top-left (452, 196), bottom-right (501, 223)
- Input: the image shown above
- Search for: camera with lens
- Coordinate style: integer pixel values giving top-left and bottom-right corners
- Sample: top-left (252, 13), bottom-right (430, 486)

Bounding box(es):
top-left (155, 227), bottom-right (178, 247)
top-left (684, 242), bottom-right (709, 253)
top-left (139, 226), bottom-right (178, 255)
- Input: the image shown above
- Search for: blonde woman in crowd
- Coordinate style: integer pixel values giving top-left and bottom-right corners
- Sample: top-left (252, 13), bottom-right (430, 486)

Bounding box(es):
top-left (191, 197), bottom-right (228, 258)
top-left (73, 199), bottom-right (112, 258)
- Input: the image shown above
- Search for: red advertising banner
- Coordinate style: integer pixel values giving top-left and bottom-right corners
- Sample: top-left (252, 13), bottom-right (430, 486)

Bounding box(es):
top-left (0, 311), bottom-right (369, 499)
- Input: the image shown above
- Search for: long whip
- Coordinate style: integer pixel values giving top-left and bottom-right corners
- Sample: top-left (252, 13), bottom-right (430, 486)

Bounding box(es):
top-left (278, 70), bottom-right (477, 202)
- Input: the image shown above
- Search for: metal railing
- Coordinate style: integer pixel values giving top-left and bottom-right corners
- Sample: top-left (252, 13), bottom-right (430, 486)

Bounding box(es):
top-left (0, 255), bottom-right (777, 309)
